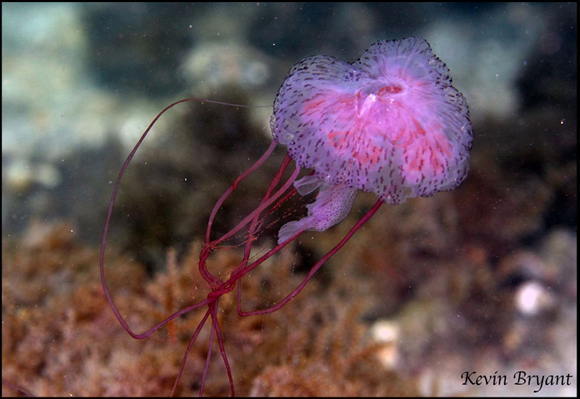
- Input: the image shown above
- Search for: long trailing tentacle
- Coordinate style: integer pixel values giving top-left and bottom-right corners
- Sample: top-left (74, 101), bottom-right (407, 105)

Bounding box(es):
top-left (100, 98), bottom-right (253, 338)
top-left (205, 140), bottom-right (278, 245)
top-left (205, 153), bottom-right (299, 248)
top-left (237, 199), bottom-right (384, 317)
top-left (171, 307), bottom-right (212, 397)
top-left (199, 307), bottom-right (215, 397)
top-left (211, 303), bottom-right (235, 397)
top-left (98, 98), bottom-right (268, 397)
top-left (199, 152), bottom-right (299, 288)
top-left (199, 141), bottom-right (280, 287)
top-left (2, 379), bottom-right (35, 397)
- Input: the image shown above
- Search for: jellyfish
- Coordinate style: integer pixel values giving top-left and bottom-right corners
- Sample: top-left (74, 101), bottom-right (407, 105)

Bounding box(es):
top-left (100, 37), bottom-right (472, 396)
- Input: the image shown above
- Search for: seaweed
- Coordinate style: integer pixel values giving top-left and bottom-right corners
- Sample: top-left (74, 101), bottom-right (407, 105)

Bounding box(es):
top-left (2, 219), bottom-right (421, 396)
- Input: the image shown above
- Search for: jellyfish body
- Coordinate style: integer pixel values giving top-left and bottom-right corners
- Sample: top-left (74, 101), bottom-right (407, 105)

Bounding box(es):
top-left (272, 37), bottom-right (473, 242)
top-left (101, 37), bottom-right (473, 396)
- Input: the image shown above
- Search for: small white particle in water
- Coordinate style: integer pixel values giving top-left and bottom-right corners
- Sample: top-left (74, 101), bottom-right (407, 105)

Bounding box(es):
top-left (370, 320), bottom-right (400, 369)
top-left (515, 281), bottom-right (552, 315)
top-left (371, 320), bottom-right (399, 343)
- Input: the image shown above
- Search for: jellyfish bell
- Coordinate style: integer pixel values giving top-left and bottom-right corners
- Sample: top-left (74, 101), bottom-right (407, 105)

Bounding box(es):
top-left (272, 37), bottom-right (473, 242)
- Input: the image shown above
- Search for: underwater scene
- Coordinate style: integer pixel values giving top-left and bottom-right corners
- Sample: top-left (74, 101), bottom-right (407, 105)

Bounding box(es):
top-left (2, 3), bottom-right (577, 396)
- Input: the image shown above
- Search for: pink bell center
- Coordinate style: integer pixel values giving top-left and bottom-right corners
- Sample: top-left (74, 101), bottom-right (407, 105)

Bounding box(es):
top-left (303, 81), bottom-right (453, 180)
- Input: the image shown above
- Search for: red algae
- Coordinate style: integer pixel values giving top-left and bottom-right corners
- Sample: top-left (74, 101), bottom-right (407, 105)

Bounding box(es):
top-left (2, 221), bottom-right (420, 396)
